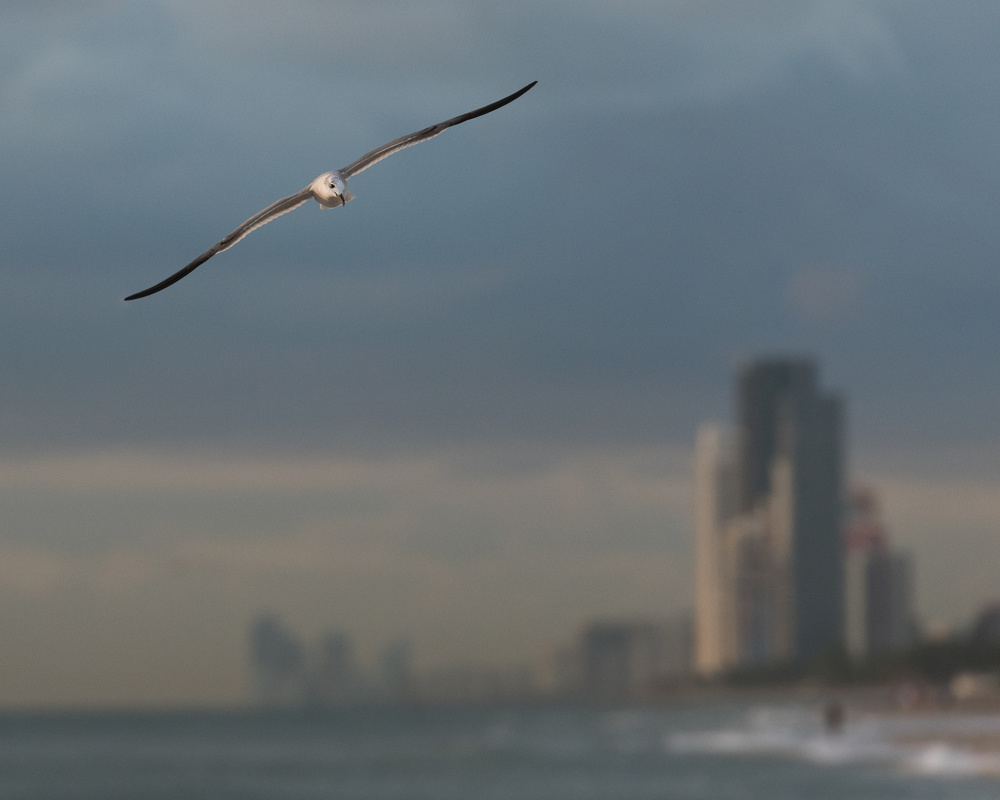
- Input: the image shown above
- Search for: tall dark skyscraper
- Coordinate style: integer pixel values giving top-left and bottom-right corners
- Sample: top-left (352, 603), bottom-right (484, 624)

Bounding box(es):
top-left (736, 357), bottom-right (845, 660)
top-left (737, 359), bottom-right (816, 512)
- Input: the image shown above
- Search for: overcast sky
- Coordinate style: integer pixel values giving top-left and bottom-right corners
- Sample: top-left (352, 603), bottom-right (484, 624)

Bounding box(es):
top-left (2, 1), bottom-right (1000, 707)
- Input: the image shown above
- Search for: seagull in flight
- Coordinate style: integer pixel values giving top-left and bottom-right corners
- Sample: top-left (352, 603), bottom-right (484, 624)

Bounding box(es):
top-left (125, 81), bottom-right (537, 301)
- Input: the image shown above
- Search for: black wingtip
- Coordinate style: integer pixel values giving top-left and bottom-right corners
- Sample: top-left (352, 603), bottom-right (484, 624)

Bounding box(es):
top-left (124, 274), bottom-right (181, 301)
top-left (511, 81), bottom-right (538, 100)
top-left (124, 248), bottom-right (218, 300)
top-left (502, 80), bottom-right (538, 108)
top-left (123, 282), bottom-right (177, 301)
top-left (446, 80), bottom-right (538, 129)
top-left (123, 280), bottom-right (180, 302)
top-left (124, 281), bottom-right (173, 301)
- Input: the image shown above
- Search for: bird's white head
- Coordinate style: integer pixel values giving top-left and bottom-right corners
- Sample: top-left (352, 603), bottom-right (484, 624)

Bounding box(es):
top-left (311, 171), bottom-right (354, 208)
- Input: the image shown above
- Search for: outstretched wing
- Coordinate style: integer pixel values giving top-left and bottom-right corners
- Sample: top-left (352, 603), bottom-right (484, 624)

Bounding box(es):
top-left (124, 188), bottom-right (313, 301)
top-left (338, 81), bottom-right (536, 180)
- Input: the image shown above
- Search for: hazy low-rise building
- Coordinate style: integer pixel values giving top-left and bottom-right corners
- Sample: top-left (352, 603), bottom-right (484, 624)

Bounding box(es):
top-left (533, 616), bottom-right (691, 701)
top-left (307, 630), bottom-right (364, 706)
top-left (249, 614), bottom-right (306, 708)
top-left (533, 644), bottom-right (584, 699)
top-left (577, 618), bottom-right (691, 701)
top-left (378, 639), bottom-right (414, 703)
top-left (249, 619), bottom-right (363, 708)
top-left (970, 603), bottom-right (1000, 645)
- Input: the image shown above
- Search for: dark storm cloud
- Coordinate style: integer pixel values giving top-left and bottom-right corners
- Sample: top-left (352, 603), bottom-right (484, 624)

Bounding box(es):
top-left (2, 1), bottom-right (1000, 456)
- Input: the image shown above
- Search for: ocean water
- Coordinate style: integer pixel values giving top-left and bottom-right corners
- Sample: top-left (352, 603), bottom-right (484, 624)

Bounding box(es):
top-left (1, 702), bottom-right (999, 799)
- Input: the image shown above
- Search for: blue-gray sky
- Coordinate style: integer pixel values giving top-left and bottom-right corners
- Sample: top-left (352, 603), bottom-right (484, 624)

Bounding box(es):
top-left (2, 1), bottom-right (1000, 707)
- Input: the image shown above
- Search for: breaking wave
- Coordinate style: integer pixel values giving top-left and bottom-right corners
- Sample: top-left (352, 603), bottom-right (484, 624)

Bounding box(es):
top-left (666, 704), bottom-right (1000, 778)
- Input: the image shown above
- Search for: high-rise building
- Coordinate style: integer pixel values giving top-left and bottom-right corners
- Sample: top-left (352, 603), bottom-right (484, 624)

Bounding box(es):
top-left (726, 508), bottom-right (785, 665)
top-left (693, 357), bottom-right (846, 671)
top-left (737, 357), bottom-right (844, 660)
top-left (866, 550), bottom-right (914, 653)
top-left (845, 487), bottom-right (915, 657)
top-left (845, 487), bottom-right (885, 656)
top-left (693, 424), bottom-right (738, 674)
top-left (737, 359), bottom-right (817, 513)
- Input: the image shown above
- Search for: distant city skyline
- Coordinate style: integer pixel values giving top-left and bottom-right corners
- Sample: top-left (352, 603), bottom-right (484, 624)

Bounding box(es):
top-left (249, 611), bottom-right (693, 706)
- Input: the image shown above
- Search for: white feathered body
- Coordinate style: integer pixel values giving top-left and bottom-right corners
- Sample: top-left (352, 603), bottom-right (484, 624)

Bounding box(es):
top-left (309, 172), bottom-right (355, 209)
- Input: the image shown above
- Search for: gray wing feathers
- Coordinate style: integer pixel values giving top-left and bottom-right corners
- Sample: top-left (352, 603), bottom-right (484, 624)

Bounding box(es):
top-left (339, 81), bottom-right (537, 179)
top-left (339, 127), bottom-right (447, 179)
top-left (124, 189), bottom-right (312, 300)
top-left (217, 189), bottom-right (313, 251)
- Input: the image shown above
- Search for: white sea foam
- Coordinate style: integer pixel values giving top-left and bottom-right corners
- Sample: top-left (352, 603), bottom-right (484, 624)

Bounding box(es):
top-left (903, 743), bottom-right (1000, 777)
top-left (666, 704), bottom-right (1000, 778)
